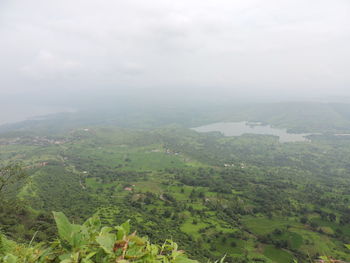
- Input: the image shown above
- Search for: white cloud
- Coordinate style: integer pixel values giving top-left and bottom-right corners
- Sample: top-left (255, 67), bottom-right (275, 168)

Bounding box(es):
top-left (20, 50), bottom-right (82, 79)
top-left (0, 0), bottom-right (349, 98)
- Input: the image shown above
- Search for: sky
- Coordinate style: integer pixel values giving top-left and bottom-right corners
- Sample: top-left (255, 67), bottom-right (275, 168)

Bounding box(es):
top-left (0, 0), bottom-right (350, 112)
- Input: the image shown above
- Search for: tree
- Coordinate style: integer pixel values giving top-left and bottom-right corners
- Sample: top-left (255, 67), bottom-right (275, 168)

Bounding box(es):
top-left (0, 163), bottom-right (27, 195)
top-left (300, 216), bottom-right (308, 224)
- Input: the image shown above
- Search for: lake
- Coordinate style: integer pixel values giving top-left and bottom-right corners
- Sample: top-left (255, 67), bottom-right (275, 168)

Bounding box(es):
top-left (192, 122), bottom-right (312, 143)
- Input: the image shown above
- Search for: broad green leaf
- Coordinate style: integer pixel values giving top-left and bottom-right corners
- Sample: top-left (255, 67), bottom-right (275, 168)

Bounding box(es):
top-left (71, 231), bottom-right (86, 248)
top-left (53, 212), bottom-right (82, 247)
top-left (83, 214), bottom-right (101, 231)
top-left (3, 254), bottom-right (18, 263)
top-left (115, 226), bottom-right (125, 240)
top-left (53, 212), bottom-right (74, 243)
top-left (100, 226), bottom-right (113, 235)
top-left (96, 233), bottom-right (116, 254)
top-left (121, 220), bottom-right (130, 235)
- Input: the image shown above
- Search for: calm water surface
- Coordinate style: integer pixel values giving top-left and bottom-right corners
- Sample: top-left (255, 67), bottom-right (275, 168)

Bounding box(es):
top-left (192, 122), bottom-right (312, 143)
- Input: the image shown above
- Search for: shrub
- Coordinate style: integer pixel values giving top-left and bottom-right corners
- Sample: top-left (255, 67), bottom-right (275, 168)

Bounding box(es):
top-left (0, 212), bottom-right (198, 263)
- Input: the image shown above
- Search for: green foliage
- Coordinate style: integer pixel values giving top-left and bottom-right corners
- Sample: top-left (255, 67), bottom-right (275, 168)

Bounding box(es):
top-left (0, 164), bottom-right (55, 243)
top-left (0, 163), bottom-right (27, 195)
top-left (0, 201), bottom-right (55, 242)
top-left (0, 212), bottom-right (198, 263)
top-left (2, 122), bottom-right (350, 262)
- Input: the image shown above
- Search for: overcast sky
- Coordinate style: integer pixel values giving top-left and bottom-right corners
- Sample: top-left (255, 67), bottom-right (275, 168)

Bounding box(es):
top-left (1, 0), bottom-right (350, 105)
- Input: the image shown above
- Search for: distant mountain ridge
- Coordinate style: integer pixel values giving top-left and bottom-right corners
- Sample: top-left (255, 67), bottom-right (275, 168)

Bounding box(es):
top-left (2, 102), bottom-right (350, 135)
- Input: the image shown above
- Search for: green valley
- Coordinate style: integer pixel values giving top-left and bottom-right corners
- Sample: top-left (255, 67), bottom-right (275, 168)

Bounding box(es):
top-left (1, 116), bottom-right (350, 262)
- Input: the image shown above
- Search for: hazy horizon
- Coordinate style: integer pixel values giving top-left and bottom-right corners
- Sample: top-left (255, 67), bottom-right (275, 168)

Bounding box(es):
top-left (1, 0), bottom-right (350, 124)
